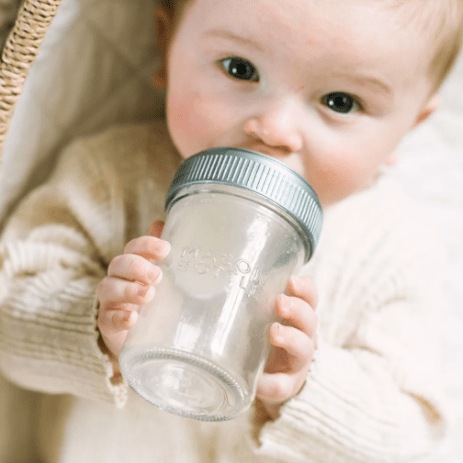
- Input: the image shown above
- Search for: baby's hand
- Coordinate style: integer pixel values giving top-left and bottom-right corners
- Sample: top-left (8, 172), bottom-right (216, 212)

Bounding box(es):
top-left (97, 226), bottom-right (170, 373)
top-left (256, 275), bottom-right (318, 420)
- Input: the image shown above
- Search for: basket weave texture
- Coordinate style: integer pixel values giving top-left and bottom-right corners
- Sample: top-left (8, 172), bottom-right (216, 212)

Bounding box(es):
top-left (0, 0), bottom-right (63, 167)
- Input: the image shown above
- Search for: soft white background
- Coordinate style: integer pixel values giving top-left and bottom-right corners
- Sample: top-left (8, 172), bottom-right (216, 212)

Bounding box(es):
top-left (0, 0), bottom-right (462, 460)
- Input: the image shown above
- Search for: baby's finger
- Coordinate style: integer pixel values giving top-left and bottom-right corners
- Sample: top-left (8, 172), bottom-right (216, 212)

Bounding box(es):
top-left (98, 308), bottom-right (139, 357)
top-left (275, 294), bottom-right (317, 339)
top-left (256, 372), bottom-right (294, 404)
top-left (108, 254), bottom-right (162, 285)
top-left (270, 322), bottom-right (315, 364)
top-left (288, 275), bottom-right (318, 308)
top-left (149, 220), bottom-right (165, 238)
top-left (123, 235), bottom-right (171, 261)
top-left (98, 276), bottom-right (155, 308)
top-left (100, 307), bottom-right (139, 333)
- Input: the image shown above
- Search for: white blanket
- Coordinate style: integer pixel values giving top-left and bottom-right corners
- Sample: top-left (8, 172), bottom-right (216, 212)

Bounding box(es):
top-left (0, 0), bottom-right (462, 460)
top-left (393, 55), bottom-right (463, 461)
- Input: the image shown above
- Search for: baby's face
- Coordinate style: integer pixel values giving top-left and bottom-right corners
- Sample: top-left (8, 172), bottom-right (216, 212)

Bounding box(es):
top-left (162, 0), bottom-right (436, 206)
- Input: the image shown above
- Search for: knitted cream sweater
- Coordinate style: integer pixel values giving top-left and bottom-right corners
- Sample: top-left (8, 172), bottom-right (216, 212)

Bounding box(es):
top-left (0, 122), bottom-right (445, 463)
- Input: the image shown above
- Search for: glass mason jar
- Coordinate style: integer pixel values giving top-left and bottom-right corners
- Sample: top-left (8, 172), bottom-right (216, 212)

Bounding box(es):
top-left (120, 148), bottom-right (322, 421)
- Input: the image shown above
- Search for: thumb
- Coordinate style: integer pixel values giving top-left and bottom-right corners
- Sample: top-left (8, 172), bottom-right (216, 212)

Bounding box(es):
top-left (149, 220), bottom-right (165, 238)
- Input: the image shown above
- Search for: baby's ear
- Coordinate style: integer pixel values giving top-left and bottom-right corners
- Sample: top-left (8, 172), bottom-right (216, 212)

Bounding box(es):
top-left (155, 5), bottom-right (174, 58)
top-left (414, 93), bottom-right (441, 127)
top-left (153, 5), bottom-right (174, 89)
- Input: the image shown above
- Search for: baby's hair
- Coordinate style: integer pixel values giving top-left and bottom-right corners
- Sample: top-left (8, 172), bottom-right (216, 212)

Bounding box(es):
top-left (430, 0), bottom-right (463, 90)
top-left (386, 0), bottom-right (463, 92)
top-left (160, 0), bottom-right (175, 10)
top-left (158, 0), bottom-right (463, 91)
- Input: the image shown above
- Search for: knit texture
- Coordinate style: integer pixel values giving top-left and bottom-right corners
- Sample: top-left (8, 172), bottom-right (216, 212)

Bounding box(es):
top-left (0, 121), bottom-right (445, 462)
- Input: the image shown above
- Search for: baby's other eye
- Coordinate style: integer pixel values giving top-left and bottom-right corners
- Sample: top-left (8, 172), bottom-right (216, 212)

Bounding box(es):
top-left (323, 92), bottom-right (360, 114)
top-left (220, 57), bottom-right (259, 82)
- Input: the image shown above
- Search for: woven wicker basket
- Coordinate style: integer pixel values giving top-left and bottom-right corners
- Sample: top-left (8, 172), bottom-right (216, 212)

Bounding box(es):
top-left (0, 0), bottom-right (62, 167)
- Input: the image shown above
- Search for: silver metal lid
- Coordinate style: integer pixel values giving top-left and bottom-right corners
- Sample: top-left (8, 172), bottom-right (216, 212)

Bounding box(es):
top-left (166, 148), bottom-right (323, 261)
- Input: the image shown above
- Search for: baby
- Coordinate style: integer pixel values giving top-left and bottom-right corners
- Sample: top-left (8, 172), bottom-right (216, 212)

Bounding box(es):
top-left (0, 0), bottom-right (462, 461)
top-left (98, 0), bottom-right (459, 415)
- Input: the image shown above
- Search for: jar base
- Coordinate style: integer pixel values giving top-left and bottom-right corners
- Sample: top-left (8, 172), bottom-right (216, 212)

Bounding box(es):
top-left (120, 346), bottom-right (251, 421)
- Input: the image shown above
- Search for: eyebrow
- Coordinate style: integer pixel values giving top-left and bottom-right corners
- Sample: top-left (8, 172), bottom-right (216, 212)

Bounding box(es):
top-left (350, 75), bottom-right (392, 96)
top-left (202, 29), bottom-right (266, 52)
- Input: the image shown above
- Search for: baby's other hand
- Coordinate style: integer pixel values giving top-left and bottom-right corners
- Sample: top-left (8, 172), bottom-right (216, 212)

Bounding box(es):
top-left (256, 275), bottom-right (318, 420)
top-left (97, 222), bottom-right (169, 373)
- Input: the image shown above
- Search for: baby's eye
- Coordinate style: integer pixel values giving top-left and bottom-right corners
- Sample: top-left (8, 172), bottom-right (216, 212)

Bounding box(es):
top-left (220, 57), bottom-right (259, 82)
top-left (323, 92), bottom-right (359, 114)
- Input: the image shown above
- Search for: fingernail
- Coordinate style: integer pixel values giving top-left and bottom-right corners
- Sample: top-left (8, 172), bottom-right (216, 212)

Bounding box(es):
top-left (281, 293), bottom-right (293, 308)
top-left (160, 241), bottom-right (171, 259)
top-left (137, 285), bottom-right (149, 296)
top-left (152, 269), bottom-right (163, 285)
top-left (147, 266), bottom-right (159, 282)
top-left (274, 323), bottom-right (284, 344)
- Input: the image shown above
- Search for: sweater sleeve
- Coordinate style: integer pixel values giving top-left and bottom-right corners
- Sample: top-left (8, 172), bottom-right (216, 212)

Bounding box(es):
top-left (252, 181), bottom-right (446, 462)
top-left (0, 134), bottom-right (129, 406)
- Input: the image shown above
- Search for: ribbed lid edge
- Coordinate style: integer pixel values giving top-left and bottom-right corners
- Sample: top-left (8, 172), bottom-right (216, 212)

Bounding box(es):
top-left (166, 148), bottom-right (323, 261)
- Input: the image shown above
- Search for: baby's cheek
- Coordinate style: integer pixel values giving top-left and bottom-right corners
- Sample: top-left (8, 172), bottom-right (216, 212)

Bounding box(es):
top-left (306, 150), bottom-right (375, 206)
top-left (167, 90), bottom-right (236, 158)
top-left (168, 93), bottom-right (201, 139)
top-left (167, 92), bottom-right (215, 156)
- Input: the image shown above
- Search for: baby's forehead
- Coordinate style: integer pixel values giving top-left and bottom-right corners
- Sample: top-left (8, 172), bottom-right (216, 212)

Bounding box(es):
top-left (180, 0), bottom-right (458, 88)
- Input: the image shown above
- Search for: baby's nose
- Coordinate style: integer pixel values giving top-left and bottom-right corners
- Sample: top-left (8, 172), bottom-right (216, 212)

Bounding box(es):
top-left (244, 100), bottom-right (303, 153)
